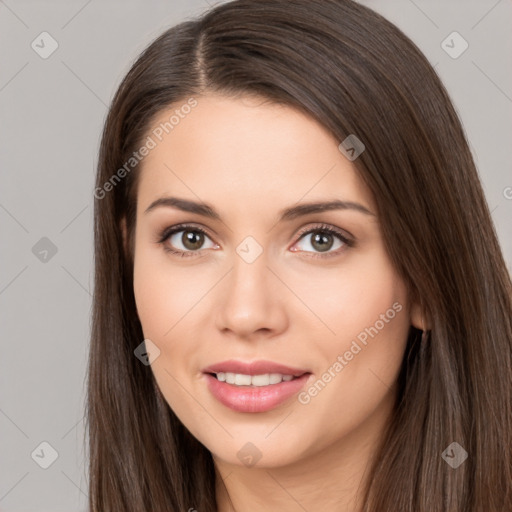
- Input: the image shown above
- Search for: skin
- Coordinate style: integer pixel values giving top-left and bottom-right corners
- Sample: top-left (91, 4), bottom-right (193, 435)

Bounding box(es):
top-left (123, 93), bottom-right (423, 512)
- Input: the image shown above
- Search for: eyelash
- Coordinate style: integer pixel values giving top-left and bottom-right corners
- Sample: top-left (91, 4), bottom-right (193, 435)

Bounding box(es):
top-left (156, 222), bottom-right (355, 259)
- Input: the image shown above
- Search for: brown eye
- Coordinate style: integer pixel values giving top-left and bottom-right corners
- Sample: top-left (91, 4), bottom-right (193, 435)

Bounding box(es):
top-left (309, 232), bottom-right (335, 252)
top-left (180, 230), bottom-right (205, 251)
top-left (291, 224), bottom-right (354, 259)
top-left (159, 224), bottom-right (217, 257)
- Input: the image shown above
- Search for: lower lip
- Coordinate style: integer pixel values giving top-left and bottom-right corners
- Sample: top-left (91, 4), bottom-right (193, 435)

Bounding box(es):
top-left (204, 373), bottom-right (312, 413)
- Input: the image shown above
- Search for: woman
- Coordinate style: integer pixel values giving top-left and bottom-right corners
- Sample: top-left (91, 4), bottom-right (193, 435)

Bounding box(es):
top-left (87, 0), bottom-right (512, 510)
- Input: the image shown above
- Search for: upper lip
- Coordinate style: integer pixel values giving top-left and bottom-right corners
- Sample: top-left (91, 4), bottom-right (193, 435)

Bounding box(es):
top-left (202, 359), bottom-right (311, 377)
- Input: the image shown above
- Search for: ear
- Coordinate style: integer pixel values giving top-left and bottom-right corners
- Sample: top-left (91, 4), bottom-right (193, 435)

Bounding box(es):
top-left (410, 300), bottom-right (429, 331)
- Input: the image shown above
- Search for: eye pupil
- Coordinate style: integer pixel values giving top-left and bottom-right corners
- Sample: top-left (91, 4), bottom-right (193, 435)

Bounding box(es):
top-left (183, 230), bottom-right (204, 250)
top-left (312, 232), bottom-right (333, 252)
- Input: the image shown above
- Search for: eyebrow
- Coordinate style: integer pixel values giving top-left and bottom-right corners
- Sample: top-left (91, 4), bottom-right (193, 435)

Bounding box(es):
top-left (144, 196), bottom-right (375, 220)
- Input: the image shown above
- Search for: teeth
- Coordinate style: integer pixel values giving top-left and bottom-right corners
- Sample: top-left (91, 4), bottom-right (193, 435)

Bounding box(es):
top-left (215, 372), bottom-right (296, 386)
top-left (235, 373), bottom-right (251, 385)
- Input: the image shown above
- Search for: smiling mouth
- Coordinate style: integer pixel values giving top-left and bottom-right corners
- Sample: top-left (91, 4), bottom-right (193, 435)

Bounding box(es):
top-left (203, 371), bottom-right (312, 413)
top-left (207, 371), bottom-right (308, 387)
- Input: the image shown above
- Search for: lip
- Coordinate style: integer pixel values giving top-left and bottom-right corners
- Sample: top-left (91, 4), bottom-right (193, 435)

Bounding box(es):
top-left (202, 359), bottom-right (310, 377)
top-left (204, 372), bottom-right (312, 413)
top-left (202, 359), bottom-right (312, 413)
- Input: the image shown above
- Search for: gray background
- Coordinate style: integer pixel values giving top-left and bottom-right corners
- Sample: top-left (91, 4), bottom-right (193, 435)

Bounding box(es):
top-left (1, 0), bottom-right (510, 510)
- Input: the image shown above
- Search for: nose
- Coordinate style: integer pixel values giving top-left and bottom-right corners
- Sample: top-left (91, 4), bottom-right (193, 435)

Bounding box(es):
top-left (215, 250), bottom-right (288, 340)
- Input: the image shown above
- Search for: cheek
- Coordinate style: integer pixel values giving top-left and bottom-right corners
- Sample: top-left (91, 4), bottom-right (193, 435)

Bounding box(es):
top-left (134, 279), bottom-right (170, 339)
top-left (132, 242), bottom-right (215, 399)
top-left (133, 260), bottom-right (170, 340)
top-left (293, 246), bottom-right (411, 405)
top-left (286, 245), bottom-right (408, 344)
top-left (133, 251), bottom-right (206, 425)
top-left (332, 252), bottom-right (410, 375)
top-left (132, 239), bottom-right (204, 340)
top-left (291, 265), bottom-right (410, 455)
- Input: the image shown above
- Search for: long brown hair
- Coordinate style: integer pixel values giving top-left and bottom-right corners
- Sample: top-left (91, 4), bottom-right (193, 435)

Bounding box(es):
top-left (87, 0), bottom-right (512, 510)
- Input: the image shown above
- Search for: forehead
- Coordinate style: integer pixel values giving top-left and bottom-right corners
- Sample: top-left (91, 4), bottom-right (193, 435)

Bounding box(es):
top-left (135, 93), bottom-right (375, 217)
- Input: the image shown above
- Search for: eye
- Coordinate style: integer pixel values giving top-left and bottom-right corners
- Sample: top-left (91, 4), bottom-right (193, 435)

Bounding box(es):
top-left (157, 222), bottom-right (354, 259)
top-left (291, 223), bottom-right (354, 259)
top-left (157, 224), bottom-right (218, 257)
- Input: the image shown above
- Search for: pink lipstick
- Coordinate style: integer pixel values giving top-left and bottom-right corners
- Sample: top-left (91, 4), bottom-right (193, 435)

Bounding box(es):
top-left (202, 359), bottom-right (312, 413)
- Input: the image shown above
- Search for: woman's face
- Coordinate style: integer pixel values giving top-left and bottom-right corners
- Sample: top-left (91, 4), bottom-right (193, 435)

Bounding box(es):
top-left (129, 93), bottom-right (420, 469)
